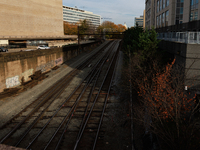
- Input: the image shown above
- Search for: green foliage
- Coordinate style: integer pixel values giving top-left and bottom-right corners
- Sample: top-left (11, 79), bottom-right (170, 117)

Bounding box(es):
top-left (123, 24), bottom-right (143, 55)
top-left (79, 19), bottom-right (90, 35)
top-left (138, 27), bottom-right (160, 61)
top-left (122, 25), bottom-right (160, 63)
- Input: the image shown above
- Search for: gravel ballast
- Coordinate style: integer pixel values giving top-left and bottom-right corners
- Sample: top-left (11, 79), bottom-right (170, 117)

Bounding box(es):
top-left (0, 41), bottom-right (109, 127)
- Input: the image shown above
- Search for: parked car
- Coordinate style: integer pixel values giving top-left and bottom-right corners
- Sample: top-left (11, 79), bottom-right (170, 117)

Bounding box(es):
top-left (0, 47), bottom-right (8, 52)
top-left (37, 45), bottom-right (50, 50)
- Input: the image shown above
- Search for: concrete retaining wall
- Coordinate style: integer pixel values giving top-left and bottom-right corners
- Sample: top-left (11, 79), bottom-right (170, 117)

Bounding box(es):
top-left (158, 40), bottom-right (200, 89)
top-left (0, 41), bottom-right (101, 92)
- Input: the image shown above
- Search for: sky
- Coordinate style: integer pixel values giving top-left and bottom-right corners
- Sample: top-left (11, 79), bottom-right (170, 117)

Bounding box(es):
top-left (63, 0), bottom-right (145, 28)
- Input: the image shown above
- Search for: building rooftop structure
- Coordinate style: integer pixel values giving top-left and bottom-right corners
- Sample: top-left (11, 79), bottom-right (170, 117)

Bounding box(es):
top-left (134, 16), bottom-right (144, 27)
top-left (63, 6), bottom-right (101, 27)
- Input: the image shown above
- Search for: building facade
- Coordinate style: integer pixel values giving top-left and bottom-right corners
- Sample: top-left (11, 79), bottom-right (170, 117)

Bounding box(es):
top-left (63, 6), bottom-right (101, 27)
top-left (145, 0), bottom-right (200, 30)
top-left (134, 16), bottom-right (144, 27)
top-left (0, 0), bottom-right (64, 39)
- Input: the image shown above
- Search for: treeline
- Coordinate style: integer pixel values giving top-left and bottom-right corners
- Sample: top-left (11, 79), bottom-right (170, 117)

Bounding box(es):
top-left (64, 20), bottom-right (126, 39)
top-left (123, 25), bottom-right (200, 150)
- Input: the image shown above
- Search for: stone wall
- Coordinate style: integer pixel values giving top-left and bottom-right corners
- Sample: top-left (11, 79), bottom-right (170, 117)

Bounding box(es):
top-left (0, 41), bottom-right (101, 92)
top-left (158, 40), bottom-right (200, 89)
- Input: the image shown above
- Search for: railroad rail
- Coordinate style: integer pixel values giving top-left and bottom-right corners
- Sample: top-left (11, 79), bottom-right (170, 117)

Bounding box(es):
top-left (0, 40), bottom-right (121, 150)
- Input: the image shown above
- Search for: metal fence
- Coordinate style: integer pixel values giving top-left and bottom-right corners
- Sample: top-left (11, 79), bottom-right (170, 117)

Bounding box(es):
top-left (157, 32), bottom-right (200, 44)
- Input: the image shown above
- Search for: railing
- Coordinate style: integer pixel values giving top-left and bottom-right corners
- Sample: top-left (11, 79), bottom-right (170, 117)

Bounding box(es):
top-left (157, 32), bottom-right (200, 44)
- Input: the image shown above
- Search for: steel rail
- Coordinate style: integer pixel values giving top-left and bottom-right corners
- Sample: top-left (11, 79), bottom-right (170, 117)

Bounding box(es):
top-left (0, 40), bottom-right (113, 144)
top-left (73, 41), bottom-right (120, 150)
top-left (0, 41), bottom-right (111, 131)
top-left (75, 40), bottom-right (118, 141)
top-left (15, 41), bottom-right (114, 147)
top-left (45, 62), bottom-right (101, 150)
top-left (92, 41), bottom-right (120, 150)
top-left (0, 55), bottom-right (92, 144)
top-left (24, 41), bottom-right (117, 149)
top-left (53, 41), bottom-right (118, 150)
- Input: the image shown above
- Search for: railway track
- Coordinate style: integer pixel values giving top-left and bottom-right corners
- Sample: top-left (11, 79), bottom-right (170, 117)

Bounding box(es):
top-left (0, 40), bottom-right (121, 150)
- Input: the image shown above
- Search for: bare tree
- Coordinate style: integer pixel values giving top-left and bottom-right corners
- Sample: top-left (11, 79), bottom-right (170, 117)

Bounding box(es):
top-left (128, 54), bottom-right (200, 150)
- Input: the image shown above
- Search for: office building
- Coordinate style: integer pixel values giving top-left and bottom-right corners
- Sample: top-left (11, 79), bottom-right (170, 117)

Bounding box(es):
top-left (0, 0), bottom-right (64, 39)
top-left (145, 0), bottom-right (200, 30)
top-left (63, 6), bottom-right (101, 27)
top-left (134, 16), bottom-right (144, 27)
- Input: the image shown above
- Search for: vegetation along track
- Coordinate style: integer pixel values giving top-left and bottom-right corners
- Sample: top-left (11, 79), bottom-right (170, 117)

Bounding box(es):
top-left (0, 40), bottom-right (121, 150)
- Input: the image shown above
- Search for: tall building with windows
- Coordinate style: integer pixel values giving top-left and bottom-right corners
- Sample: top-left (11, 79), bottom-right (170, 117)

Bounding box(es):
top-left (145, 0), bottom-right (200, 30)
top-left (134, 16), bottom-right (144, 27)
top-left (63, 6), bottom-right (101, 27)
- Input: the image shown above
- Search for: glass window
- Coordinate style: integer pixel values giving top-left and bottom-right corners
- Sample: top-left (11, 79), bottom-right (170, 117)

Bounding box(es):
top-left (165, 10), bottom-right (169, 26)
top-left (160, 0), bottom-right (162, 11)
top-left (162, 12), bottom-right (165, 27)
top-left (157, 0), bottom-right (159, 12)
top-left (180, 8), bottom-right (183, 14)
top-left (190, 0), bottom-right (198, 21)
top-left (195, 11), bottom-right (198, 20)
top-left (157, 16), bottom-right (159, 28)
top-left (163, 0), bottom-right (165, 8)
top-left (191, 0), bottom-right (194, 6)
top-left (166, 0), bottom-right (169, 6)
top-left (190, 12), bottom-right (194, 21)
top-left (159, 15), bottom-right (162, 27)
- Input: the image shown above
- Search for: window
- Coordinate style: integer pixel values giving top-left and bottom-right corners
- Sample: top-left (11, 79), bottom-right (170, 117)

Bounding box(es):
top-left (157, 16), bottom-right (159, 27)
top-left (159, 15), bottom-right (162, 27)
top-left (190, 0), bottom-right (198, 21)
top-left (160, 0), bottom-right (162, 11)
top-left (157, 0), bottom-right (159, 12)
top-left (180, 7), bottom-right (183, 14)
top-left (166, 0), bottom-right (169, 6)
top-left (195, 11), bottom-right (198, 20)
top-left (165, 10), bottom-right (169, 26)
top-left (162, 12), bottom-right (165, 27)
top-left (176, 0), bottom-right (184, 24)
top-left (146, 0), bottom-right (151, 9)
top-left (163, 0), bottom-right (165, 8)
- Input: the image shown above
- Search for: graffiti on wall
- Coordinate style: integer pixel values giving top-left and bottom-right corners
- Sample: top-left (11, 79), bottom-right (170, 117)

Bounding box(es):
top-left (36, 60), bottom-right (54, 73)
top-left (21, 69), bottom-right (33, 81)
top-left (6, 76), bottom-right (20, 88)
top-left (55, 57), bottom-right (63, 66)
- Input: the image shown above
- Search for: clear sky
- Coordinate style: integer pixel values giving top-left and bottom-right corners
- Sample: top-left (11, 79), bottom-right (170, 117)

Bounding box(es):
top-left (62, 0), bottom-right (145, 28)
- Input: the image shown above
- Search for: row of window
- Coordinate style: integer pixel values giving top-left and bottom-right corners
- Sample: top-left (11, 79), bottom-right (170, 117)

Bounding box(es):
top-left (190, 10), bottom-right (198, 21)
top-left (63, 9), bottom-right (100, 18)
top-left (63, 17), bottom-right (100, 23)
top-left (63, 12), bottom-right (100, 19)
top-left (157, 0), bottom-right (169, 13)
top-left (64, 18), bottom-right (100, 24)
top-left (146, 9), bottom-right (151, 20)
top-left (156, 10), bottom-right (169, 28)
top-left (146, 0), bottom-right (151, 10)
top-left (63, 14), bottom-right (100, 21)
top-left (146, 20), bottom-right (151, 28)
top-left (63, 12), bottom-right (100, 20)
top-left (63, 18), bottom-right (100, 25)
top-left (190, 0), bottom-right (199, 21)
